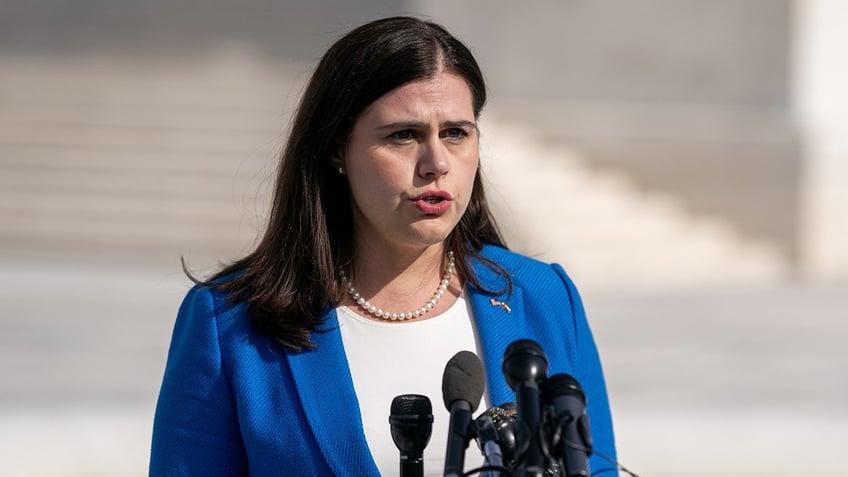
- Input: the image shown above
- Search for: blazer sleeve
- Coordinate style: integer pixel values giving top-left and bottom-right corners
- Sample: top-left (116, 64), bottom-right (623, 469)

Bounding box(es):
top-left (552, 263), bottom-right (619, 474)
top-left (149, 286), bottom-right (248, 476)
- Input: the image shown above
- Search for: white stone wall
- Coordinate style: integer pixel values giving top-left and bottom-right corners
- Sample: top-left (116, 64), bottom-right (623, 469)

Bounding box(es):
top-left (793, 0), bottom-right (848, 279)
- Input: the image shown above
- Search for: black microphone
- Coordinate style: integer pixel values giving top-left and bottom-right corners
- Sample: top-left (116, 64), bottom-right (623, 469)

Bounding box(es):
top-left (543, 374), bottom-right (592, 477)
top-left (442, 350), bottom-right (486, 477)
top-left (390, 394), bottom-right (434, 477)
top-left (475, 403), bottom-right (520, 472)
top-left (502, 339), bottom-right (548, 477)
top-left (473, 414), bottom-right (504, 476)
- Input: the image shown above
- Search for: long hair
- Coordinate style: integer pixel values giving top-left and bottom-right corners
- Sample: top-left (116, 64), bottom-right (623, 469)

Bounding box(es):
top-left (194, 16), bottom-right (510, 352)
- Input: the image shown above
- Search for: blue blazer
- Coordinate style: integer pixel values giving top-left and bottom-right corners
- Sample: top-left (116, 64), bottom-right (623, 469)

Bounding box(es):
top-left (150, 245), bottom-right (617, 476)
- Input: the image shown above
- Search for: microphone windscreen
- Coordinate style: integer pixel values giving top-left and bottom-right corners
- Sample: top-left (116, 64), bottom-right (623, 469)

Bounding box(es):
top-left (391, 394), bottom-right (433, 417)
top-left (502, 339), bottom-right (548, 389)
top-left (441, 350), bottom-right (485, 411)
top-left (389, 394), bottom-right (433, 455)
top-left (543, 373), bottom-right (586, 405)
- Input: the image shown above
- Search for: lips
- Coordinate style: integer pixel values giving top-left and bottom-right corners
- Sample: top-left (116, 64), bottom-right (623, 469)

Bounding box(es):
top-left (412, 190), bottom-right (453, 215)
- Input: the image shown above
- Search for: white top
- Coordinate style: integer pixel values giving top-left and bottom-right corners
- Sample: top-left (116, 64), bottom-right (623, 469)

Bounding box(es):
top-left (337, 290), bottom-right (489, 476)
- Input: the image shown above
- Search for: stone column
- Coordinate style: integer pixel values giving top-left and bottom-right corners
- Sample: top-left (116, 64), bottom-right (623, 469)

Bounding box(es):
top-left (793, 0), bottom-right (848, 279)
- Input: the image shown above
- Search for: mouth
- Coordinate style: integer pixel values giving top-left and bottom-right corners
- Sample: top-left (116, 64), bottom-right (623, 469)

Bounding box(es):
top-left (413, 191), bottom-right (453, 203)
top-left (422, 196), bottom-right (445, 204)
top-left (412, 191), bottom-right (453, 215)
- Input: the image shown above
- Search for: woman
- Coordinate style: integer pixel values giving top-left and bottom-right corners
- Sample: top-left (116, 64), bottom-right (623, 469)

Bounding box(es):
top-left (150, 16), bottom-right (617, 476)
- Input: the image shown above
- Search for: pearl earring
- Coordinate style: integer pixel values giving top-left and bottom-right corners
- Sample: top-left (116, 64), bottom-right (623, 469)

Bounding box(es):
top-left (338, 167), bottom-right (345, 175)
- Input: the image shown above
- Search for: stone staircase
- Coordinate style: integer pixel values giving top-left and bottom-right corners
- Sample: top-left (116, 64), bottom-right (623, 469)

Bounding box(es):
top-left (480, 117), bottom-right (789, 290)
top-left (0, 51), bottom-right (300, 269)
top-left (0, 51), bottom-right (789, 287)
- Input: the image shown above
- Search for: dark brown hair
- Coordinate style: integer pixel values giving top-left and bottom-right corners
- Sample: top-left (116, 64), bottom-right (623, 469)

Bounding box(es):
top-left (193, 16), bottom-right (510, 352)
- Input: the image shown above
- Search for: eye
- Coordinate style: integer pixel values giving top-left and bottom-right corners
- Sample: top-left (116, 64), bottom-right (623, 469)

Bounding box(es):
top-left (442, 128), bottom-right (469, 140)
top-left (390, 129), bottom-right (416, 141)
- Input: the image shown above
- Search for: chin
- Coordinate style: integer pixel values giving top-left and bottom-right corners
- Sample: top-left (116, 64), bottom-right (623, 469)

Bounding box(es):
top-left (407, 226), bottom-right (453, 248)
top-left (389, 216), bottom-right (462, 250)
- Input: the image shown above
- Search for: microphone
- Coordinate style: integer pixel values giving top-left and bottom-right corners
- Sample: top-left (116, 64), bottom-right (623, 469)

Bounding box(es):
top-left (475, 403), bottom-right (520, 471)
top-left (502, 339), bottom-right (548, 477)
top-left (543, 374), bottom-right (592, 477)
top-left (442, 350), bottom-right (486, 477)
top-left (390, 394), bottom-right (434, 477)
top-left (473, 414), bottom-right (503, 477)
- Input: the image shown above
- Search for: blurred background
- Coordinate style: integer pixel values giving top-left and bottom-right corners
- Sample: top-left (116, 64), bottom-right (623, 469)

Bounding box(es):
top-left (1, 1), bottom-right (846, 476)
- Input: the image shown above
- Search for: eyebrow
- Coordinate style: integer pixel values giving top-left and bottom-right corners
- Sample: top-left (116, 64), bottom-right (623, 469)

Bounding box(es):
top-left (375, 120), bottom-right (477, 131)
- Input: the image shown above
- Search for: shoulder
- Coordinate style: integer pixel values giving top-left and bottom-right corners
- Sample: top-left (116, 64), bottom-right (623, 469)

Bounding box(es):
top-left (179, 280), bottom-right (242, 319)
top-left (479, 244), bottom-right (575, 291)
top-left (480, 244), bottom-right (553, 270)
top-left (173, 280), bottom-right (253, 347)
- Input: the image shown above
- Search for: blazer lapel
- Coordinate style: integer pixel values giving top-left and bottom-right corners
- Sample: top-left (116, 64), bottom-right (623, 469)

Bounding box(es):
top-left (286, 310), bottom-right (379, 475)
top-left (467, 259), bottom-right (529, 408)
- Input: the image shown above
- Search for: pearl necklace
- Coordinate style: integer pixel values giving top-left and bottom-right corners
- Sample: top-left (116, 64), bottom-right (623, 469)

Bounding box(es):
top-left (341, 251), bottom-right (455, 321)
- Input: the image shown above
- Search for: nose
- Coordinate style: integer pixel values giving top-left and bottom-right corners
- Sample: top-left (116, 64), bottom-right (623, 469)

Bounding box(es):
top-left (417, 140), bottom-right (449, 179)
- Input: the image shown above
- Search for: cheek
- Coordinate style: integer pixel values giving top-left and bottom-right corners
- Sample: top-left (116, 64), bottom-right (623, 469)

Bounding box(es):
top-left (459, 155), bottom-right (480, 195)
top-left (451, 163), bottom-right (479, 218)
top-left (348, 162), bottom-right (404, 210)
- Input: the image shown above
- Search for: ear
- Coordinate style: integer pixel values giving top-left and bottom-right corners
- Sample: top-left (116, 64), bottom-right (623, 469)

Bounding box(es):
top-left (330, 155), bottom-right (346, 175)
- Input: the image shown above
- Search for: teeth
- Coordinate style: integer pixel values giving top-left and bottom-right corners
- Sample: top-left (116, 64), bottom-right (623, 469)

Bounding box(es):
top-left (424, 197), bottom-right (442, 203)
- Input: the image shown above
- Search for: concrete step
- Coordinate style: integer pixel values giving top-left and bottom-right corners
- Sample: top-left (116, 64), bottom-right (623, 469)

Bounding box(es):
top-left (0, 121), bottom-right (281, 152)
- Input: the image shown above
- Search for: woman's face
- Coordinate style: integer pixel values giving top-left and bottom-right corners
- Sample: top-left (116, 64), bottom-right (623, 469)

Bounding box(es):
top-left (343, 71), bottom-right (479, 254)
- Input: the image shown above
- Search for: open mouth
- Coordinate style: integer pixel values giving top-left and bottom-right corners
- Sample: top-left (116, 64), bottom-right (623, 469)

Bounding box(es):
top-left (413, 191), bottom-right (453, 214)
top-left (414, 190), bottom-right (453, 202)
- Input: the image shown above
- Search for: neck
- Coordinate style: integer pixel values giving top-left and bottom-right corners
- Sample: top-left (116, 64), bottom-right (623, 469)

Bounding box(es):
top-left (353, 242), bottom-right (446, 292)
top-left (345, 242), bottom-right (461, 321)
